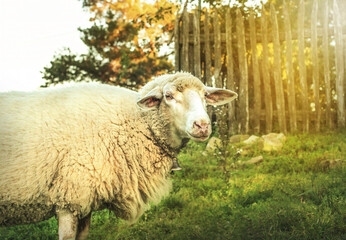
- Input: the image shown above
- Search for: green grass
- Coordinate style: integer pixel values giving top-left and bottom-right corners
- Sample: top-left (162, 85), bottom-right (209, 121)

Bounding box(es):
top-left (1, 131), bottom-right (345, 240)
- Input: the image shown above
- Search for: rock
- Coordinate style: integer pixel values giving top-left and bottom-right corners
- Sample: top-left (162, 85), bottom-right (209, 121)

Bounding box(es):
top-left (262, 133), bottom-right (286, 151)
top-left (239, 149), bottom-right (250, 156)
top-left (206, 137), bottom-right (222, 151)
top-left (229, 134), bottom-right (250, 144)
top-left (321, 159), bottom-right (342, 169)
top-left (243, 135), bottom-right (260, 145)
top-left (244, 155), bottom-right (263, 165)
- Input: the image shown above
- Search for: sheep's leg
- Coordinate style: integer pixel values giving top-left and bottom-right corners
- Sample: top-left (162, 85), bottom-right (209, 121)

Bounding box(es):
top-left (58, 209), bottom-right (78, 240)
top-left (76, 213), bottom-right (91, 240)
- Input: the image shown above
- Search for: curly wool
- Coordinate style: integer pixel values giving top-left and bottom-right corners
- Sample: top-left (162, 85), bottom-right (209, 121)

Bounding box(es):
top-left (0, 82), bottom-right (174, 226)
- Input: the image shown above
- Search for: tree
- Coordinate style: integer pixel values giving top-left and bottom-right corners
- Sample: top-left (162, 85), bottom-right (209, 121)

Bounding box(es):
top-left (42, 0), bottom-right (176, 89)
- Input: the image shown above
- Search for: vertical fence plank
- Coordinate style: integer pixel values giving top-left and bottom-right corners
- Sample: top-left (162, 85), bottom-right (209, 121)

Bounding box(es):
top-left (188, 14), bottom-right (194, 73)
top-left (193, 9), bottom-right (201, 79)
top-left (311, 0), bottom-right (320, 131)
top-left (261, 6), bottom-right (273, 133)
top-left (174, 13), bottom-right (180, 72)
top-left (214, 11), bottom-right (222, 88)
top-left (333, 0), bottom-right (345, 128)
top-left (174, 2), bottom-right (344, 134)
top-left (213, 10), bottom-right (226, 136)
top-left (298, 0), bottom-right (309, 132)
top-left (249, 10), bottom-right (261, 134)
top-left (204, 10), bottom-right (212, 86)
top-left (322, 0), bottom-right (332, 128)
top-left (270, 4), bottom-right (287, 133)
top-left (236, 9), bottom-right (249, 133)
top-left (283, 0), bottom-right (297, 132)
top-left (182, 9), bottom-right (189, 72)
top-left (226, 9), bottom-right (236, 135)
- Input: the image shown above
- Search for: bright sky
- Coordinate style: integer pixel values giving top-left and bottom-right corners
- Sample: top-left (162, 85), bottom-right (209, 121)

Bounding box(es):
top-left (0, 0), bottom-right (91, 92)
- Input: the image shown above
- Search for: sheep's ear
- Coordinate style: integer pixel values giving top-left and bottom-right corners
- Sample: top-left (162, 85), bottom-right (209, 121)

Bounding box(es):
top-left (137, 87), bottom-right (162, 110)
top-left (205, 86), bottom-right (238, 106)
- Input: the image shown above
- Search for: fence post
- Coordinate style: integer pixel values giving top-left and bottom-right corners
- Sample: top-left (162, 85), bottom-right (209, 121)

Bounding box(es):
top-left (214, 11), bottom-right (222, 88)
top-left (311, 0), bottom-right (320, 132)
top-left (174, 13), bottom-right (180, 72)
top-left (261, 6), bottom-right (273, 133)
top-left (322, 0), bottom-right (332, 129)
top-left (204, 10), bottom-right (212, 87)
top-left (226, 9), bottom-right (236, 135)
top-left (283, 0), bottom-right (297, 133)
top-left (249, 10), bottom-right (261, 134)
top-left (236, 9), bottom-right (249, 133)
top-left (193, 9), bottom-right (201, 79)
top-left (298, 0), bottom-right (309, 132)
top-left (182, 9), bottom-right (189, 72)
top-left (270, 4), bottom-right (287, 133)
top-left (333, 0), bottom-right (345, 128)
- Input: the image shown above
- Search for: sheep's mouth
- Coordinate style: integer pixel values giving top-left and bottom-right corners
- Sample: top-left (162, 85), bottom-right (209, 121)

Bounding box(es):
top-left (186, 132), bottom-right (209, 142)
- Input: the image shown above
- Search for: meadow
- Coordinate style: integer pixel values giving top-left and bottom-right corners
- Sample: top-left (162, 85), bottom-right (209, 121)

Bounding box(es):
top-left (0, 131), bottom-right (345, 240)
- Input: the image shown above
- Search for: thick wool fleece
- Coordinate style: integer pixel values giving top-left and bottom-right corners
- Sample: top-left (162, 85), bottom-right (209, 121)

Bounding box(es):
top-left (0, 83), bottom-right (173, 226)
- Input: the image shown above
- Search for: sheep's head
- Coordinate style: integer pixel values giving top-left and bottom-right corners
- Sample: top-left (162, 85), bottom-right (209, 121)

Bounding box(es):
top-left (137, 72), bottom-right (237, 146)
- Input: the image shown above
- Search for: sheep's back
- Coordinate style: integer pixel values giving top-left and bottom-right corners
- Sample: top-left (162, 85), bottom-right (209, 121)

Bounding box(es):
top-left (0, 83), bottom-right (172, 223)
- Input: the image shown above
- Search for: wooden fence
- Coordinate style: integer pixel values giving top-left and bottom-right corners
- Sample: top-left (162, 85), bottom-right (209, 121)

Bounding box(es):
top-left (174, 0), bottom-right (346, 134)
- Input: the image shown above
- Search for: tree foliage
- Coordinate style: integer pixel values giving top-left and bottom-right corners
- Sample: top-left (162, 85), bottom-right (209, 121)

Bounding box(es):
top-left (42, 0), bottom-right (176, 89)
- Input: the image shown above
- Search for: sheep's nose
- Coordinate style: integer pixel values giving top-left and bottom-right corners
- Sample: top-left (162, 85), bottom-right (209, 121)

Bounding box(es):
top-left (193, 121), bottom-right (210, 135)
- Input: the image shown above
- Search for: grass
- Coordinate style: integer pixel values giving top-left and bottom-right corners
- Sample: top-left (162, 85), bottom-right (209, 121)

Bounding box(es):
top-left (0, 130), bottom-right (345, 240)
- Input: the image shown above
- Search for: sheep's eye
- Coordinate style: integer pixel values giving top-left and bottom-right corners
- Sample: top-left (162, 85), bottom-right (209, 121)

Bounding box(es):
top-left (204, 92), bottom-right (209, 97)
top-left (165, 93), bottom-right (174, 100)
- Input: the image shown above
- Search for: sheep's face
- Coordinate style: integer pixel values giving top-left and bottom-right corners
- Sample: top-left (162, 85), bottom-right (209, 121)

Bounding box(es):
top-left (137, 76), bottom-right (237, 144)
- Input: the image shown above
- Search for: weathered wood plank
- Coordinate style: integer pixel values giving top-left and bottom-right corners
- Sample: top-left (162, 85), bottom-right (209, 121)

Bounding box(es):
top-left (311, 0), bottom-right (320, 131)
top-left (204, 10), bottom-right (212, 87)
top-left (188, 13), bottom-right (194, 73)
top-left (261, 6), bottom-right (273, 133)
top-left (333, 0), bottom-right (345, 128)
top-left (322, 0), bottom-right (332, 128)
top-left (226, 8), bottom-right (236, 135)
top-left (236, 9), bottom-right (249, 133)
top-left (249, 10), bottom-right (261, 134)
top-left (283, 0), bottom-right (297, 133)
top-left (213, 11), bottom-right (225, 136)
top-left (270, 4), bottom-right (286, 133)
top-left (182, 9), bottom-right (189, 72)
top-left (214, 11), bottom-right (222, 88)
top-left (298, 0), bottom-right (309, 132)
top-left (174, 13), bottom-right (180, 72)
top-left (193, 9), bottom-right (201, 79)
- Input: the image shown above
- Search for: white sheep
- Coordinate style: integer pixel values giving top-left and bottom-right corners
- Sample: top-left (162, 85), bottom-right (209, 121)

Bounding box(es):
top-left (0, 72), bottom-right (237, 239)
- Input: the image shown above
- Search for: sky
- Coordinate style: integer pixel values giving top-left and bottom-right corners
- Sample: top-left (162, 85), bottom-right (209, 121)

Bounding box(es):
top-left (0, 0), bottom-right (91, 92)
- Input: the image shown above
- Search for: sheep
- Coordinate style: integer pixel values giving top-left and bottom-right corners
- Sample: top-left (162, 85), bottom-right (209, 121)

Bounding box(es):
top-left (0, 72), bottom-right (237, 239)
